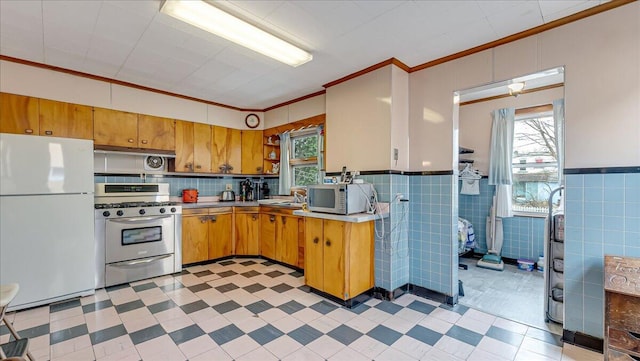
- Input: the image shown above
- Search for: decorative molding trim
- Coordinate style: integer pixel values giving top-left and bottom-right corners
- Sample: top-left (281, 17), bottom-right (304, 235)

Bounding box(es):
top-left (327, 170), bottom-right (453, 176)
top-left (1, 1), bottom-right (631, 113)
top-left (562, 330), bottom-right (604, 353)
top-left (322, 57), bottom-right (409, 89)
top-left (0, 55), bottom-right (260, 112)
top-left (459, 84), bottom-right (563, 106)
top-left (564, 166), bottom-right (640, 174)
top-left (410, 284), bottom-right (458, 306)
top-left (410, 0), bottom-right (636, 73)
top-left (263, 90), bottom-right (326, 112)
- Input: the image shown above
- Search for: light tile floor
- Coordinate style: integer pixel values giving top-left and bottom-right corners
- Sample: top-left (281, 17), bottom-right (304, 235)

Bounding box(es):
top-left (458, 257), bottom-right (563, 335)
top-left (1, 258), bottom-right (602, 360)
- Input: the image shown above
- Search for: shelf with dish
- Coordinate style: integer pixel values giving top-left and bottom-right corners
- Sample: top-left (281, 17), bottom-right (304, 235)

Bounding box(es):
top-left (262, 133), bottom-right (281, 175)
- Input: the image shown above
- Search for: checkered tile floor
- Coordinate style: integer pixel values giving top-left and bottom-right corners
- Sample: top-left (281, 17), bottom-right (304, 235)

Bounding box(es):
top-left (1, 258), bottom-right (602, 361)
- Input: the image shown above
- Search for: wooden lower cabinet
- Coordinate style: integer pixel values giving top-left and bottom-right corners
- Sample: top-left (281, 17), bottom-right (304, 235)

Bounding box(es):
top-left (182, 209), bottom-right (210, 264)
top-left (208, 212), bottom-right (233, 259)
top-left (181, 208), bottom-right (232, 264)
top-left (260, 207), bottom-right (302, 268)
top-left (304, 218), bottom-right (374, 301)
top-left (235, 207), bottom-right (260, 255)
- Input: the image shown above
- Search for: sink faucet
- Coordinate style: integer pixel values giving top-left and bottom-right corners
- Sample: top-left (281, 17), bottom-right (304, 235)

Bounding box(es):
top-left (293, 191), bottom-right (306, 203)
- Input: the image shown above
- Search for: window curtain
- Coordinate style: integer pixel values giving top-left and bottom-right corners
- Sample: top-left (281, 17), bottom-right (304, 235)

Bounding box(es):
top-left (488, 107), bottom-right (515, 218)
top-left (278, 132), bottom-right (291, 195)
top-left (316, 125), bottom-right (324, 182)
top-left (553, 98), bottom-right (564, 183)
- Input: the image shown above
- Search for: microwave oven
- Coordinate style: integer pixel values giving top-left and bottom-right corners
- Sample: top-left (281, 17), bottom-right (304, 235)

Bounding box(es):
top-left (307, 183), bottom-right (374, 215)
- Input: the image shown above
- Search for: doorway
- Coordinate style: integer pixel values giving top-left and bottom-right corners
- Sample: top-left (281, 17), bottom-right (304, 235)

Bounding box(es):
top-left (453, 67), bottom-right (565, 335)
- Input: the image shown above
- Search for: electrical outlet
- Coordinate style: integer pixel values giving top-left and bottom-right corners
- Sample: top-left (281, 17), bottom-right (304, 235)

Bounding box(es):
top-left (393, 148), bottom-right (399, 161)
top-left (225, 184), bottom-right (233, 190)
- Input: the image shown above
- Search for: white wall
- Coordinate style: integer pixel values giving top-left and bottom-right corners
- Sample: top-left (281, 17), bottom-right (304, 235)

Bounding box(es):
top-left (409, 51), bottom-right (496, 171)
top-left (264, 94), bottom-right (326, 128)
top-left (0, 60), bottom-right (263, 130)
top-left (326, 66), bottom-right (392, 172)
top-left (410, 2), bottom-right (640, 170)
top-left (391, 66), bottom-right (409, 170)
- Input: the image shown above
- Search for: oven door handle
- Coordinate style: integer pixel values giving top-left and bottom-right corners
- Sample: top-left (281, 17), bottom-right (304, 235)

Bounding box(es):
top-left (109, 254), bottom-right (172, 267)
top-left (107, 216), bottom-right (172, 224)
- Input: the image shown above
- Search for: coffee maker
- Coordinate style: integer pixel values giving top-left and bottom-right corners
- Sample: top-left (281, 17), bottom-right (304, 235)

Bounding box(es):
top-left (239, 178), bottom-right (253, 201)
top-left (252, 181), bottom-right (269, 200)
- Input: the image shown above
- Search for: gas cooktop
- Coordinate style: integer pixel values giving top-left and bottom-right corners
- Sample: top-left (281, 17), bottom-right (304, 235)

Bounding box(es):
top-left (94, 201), bottom-right (179, 209)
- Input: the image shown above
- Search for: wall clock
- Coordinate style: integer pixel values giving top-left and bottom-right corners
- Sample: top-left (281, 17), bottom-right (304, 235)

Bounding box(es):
top-left (245, 113), bottom-right (260, 128)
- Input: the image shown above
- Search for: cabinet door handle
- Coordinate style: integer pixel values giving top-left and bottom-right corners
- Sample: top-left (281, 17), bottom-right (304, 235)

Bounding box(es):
top-left (44, 130), bottom-right (53, 135)
top-left (269, 216), bottom-right (275, 222)
top-left (196, 165), bottom-right (202, 169)
top-left (281, 216), bottom-right (286, 225)
top-left (210, 215), bottom-right (217, 222)
top-left (313, 237), bottom-right (319, 244)
top-left (25, 129), bottom-right (33, 134)
top-left (127, 138), bottom-right (134, 143)
top-left (252, 215), bottom-right (258, 221)
top-left (199, 217), bottom-right (208, 223)
top-left (326, 239), bottom-right (331, 247)
top-left (141, 139), bottom-right (148, 144)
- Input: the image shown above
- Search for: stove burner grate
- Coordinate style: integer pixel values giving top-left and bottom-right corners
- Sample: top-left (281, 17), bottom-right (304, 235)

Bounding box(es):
top-left (94, 201), bottom-right (179, 209)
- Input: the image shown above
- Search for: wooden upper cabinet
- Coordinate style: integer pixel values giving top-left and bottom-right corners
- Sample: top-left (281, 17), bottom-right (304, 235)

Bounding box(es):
top-left (38, 99), bottom-right (93, 139)
top-left (212, 126), bottom-right (241, 174)
top-left (93, 107), bottom-right (138, 147)
top-left (241, 130), bottom-right (263, 174)
top-left (193, 123), bottom-right (212, 173)
top-left (138, 114), bottom-right (175, 151)
top-left (1, 93), bottom-right (40, 135)
top-left (174, 120), bottom-right (195, 173)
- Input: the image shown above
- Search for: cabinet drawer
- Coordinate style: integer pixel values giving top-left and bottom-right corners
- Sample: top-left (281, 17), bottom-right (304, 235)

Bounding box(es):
top-left (607, 293), bottom-right (640, 332)
top-left (609, 328), bottom-right (640, 355)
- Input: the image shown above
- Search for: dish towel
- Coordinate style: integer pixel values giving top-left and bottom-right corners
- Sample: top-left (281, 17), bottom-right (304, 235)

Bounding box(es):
top-left (460, 178), bottom-right (480, 195)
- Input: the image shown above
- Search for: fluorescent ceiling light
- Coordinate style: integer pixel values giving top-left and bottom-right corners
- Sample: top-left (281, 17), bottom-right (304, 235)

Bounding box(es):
top-left (160, 0), bottom-right (312, 67)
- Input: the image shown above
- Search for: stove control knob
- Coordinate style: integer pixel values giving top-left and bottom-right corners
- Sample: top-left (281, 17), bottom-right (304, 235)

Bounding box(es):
top-left (139, 209), bottom-right (146, 215)
top-left (160, 208), bottom-right (166, 214)
top-left (117, 210), bottom-right (124, 216)
top-left (102, 211), bottom-right (110, 217)
top-left (171, 207), bottom-right (177, 213)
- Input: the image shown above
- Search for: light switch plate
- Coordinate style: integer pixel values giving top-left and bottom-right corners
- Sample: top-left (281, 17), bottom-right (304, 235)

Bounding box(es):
top-left (226, 184), bottom-right (233, 190)
top-left (393, 148), bottom-right (399, 161)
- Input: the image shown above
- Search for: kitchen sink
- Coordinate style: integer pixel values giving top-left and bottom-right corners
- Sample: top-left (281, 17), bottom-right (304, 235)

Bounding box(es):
top-left (257, 199), bottom-right (304, 208)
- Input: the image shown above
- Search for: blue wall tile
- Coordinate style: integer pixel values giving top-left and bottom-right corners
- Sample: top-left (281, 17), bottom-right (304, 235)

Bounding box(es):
top-left (564, 172), bottom-right (640, 339)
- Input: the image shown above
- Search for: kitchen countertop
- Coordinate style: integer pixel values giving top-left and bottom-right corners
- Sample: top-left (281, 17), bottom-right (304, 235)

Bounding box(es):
top-left (180, 201), bottom-right (259, 209)
top-left (175, 198), bottom-right (390, 221)
top-left (292, 209), bottom-right (388, 223)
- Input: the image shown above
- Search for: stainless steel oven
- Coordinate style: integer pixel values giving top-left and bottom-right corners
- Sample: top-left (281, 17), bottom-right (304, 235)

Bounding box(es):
top-left (94, 183), bottom-right (182, 288)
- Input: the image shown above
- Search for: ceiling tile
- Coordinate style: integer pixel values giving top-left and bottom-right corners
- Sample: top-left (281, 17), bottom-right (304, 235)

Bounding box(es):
top-left (0, 0), bottom-right (609, 108)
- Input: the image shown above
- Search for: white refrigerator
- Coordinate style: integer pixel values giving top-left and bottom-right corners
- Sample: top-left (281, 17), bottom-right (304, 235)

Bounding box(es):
top-left (0, 133), bottom-right (95, 310)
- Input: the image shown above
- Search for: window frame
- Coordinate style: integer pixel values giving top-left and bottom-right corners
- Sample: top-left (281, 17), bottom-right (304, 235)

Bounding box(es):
top-left (289, 129), bottom-right (320, 188)
top-left (511, 107), bottom-right (559, 215)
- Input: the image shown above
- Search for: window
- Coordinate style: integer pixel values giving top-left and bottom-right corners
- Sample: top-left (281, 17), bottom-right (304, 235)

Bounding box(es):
top-left (290, 131), bottom-right (320, 187)
top-left (512, 110), bottom-right (560, 213)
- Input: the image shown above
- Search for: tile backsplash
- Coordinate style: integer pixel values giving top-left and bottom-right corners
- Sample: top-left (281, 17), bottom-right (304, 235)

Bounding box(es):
top-left (94, 175), bottom-right (279, 198)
